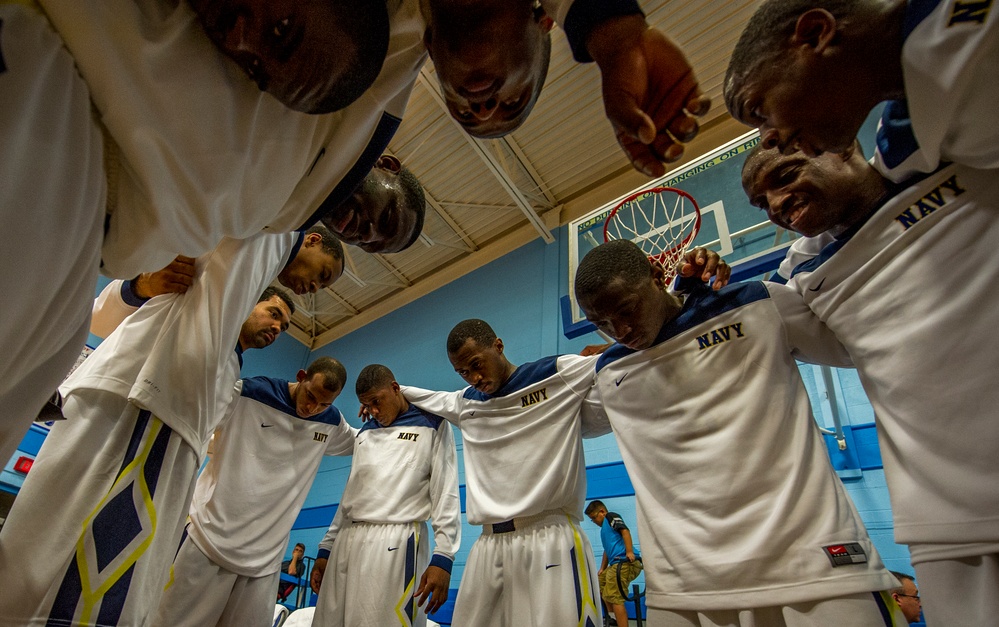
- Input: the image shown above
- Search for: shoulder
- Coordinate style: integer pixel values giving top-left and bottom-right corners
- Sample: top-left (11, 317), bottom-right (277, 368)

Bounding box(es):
top-left (606, 511), bottom-right (628, 531)
top-left (240, 376), bottom-right (291, 404)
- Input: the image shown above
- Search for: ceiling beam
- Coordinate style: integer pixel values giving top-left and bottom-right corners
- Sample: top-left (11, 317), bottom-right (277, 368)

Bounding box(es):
top-left (313, 208), bottom-right (560, 347)
top-left (417, 69), bottom-right (554, 243)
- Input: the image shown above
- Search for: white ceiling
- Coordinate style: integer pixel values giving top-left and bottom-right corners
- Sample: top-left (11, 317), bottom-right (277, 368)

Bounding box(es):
top-left (283, 0), bottom-right (762, 349)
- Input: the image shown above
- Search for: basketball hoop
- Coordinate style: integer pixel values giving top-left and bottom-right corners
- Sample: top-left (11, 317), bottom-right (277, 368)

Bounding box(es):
top-left (603, 187), bottom-right (702, 283)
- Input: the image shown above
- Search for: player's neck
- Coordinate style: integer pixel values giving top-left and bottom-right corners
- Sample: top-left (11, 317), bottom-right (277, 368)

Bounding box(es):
top-left (660, 291), bottom-right (684, 326)
top-left (830, 172), bottom-right (891, 237)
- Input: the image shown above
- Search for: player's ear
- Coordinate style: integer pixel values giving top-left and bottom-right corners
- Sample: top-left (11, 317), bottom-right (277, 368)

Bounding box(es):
top-left (376, 154), bottom-right (402, 174)
top-left (296, 369), bottom-right (308, 383)
top-left (494, 337), bottom-right (505, 355)
top-left (792, 9), bottom-right (838, 54)
top-left (391, 380), bottom-right (401, 393)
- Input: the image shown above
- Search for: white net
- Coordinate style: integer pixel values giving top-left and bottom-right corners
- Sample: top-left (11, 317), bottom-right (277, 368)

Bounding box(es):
top-left (603, 187), bottom-right (702, 282)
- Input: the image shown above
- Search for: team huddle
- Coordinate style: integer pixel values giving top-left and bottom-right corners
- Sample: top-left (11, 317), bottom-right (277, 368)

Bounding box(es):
top-left (0, 0), bottom-right (996, 625)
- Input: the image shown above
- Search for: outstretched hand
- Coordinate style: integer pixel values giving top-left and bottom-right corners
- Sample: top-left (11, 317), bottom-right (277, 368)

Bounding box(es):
top-left (415, 565), bottom-right (450, 615)
top-left (588, 15), bottom-right (710, 177)
top-left (310, 557), bottom-right (328, 594)
top-left (678, 247), bottom-right (730, 290)
top-left (132, 255), bottom-right (196, 299)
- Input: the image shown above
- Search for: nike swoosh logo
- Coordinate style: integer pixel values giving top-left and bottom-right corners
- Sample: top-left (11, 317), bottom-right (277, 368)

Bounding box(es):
top-left (545, 564), bottom-right (559, 570)
top-left (261, 424), bottom-right (274, 428)
top-left (469, 411), bottom-right (475, 416)
top-left (615, 374), bottom-right (627, 386)
top-left (808, 278), bottom-right (826, 292)
top-left (387, 547), bottom-right (399, 552)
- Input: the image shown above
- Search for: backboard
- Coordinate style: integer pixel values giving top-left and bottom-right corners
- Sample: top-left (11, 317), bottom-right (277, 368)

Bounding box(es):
top-left (567, 129), bottom-right (799, 327)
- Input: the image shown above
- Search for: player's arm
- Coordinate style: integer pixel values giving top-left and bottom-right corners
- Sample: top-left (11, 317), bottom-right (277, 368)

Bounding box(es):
top-left (90, 279), bottom-right (145, 339)
top-left (579, 379), bottom-right (612, 439)
top-left (416, 418), bottom-right (461, 614)
top-left (90, 255), bottom-right (196, 338)
top-left (598, 551), bottom-right (609, 576)
top-left (399, 385), bottom-right (464, 424)
top-left (549, 0), bottom-right (708, 177)
top-left (766, 282), bottom-right (853, 367)
top-left (324, 413), bottom-right (358, 456)
top-left (311, 506), bottom-right (345, 594)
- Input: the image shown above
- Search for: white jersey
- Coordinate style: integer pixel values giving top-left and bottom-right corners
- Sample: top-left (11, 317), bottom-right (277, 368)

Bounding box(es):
top-left (873, 0), bottom-right (999, 182)
top-left (60, 232), bottom-right (302, 452)
top-left (785, 163), bottom-right (999, 560)
top-left (591, 280), bottom-right (896, 611)
top-left (318, 404), bottom-right (461, 565)
top-left (773, 233), bottom-right (834, 283)
top-left (187, 377), bottom-right (354, 577)
top-left (90, 279), bottom-right (149, 339)
top-left (401, 354), bottom-right (609, 526)
top-left (37, 0), bottom-right (426, 277)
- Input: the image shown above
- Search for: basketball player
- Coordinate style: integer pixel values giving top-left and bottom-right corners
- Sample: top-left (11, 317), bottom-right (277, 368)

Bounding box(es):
top-left (0, 226), bottom-right (343, 626)
top-left (574, 239), bottom-right (904, 626)
top-left (311, 364), bottom-right (460, 627)
top-left (422, 0), bottom-right (711, 175)
top-left (723, 0), bottom-right (998, 182)
top-left (0, 0), bottom-right (412, 469)
top-left (742, 143), bottom-right (999, 626)
top-left (400, 320), bottom-right (607, 627)
top-left (152, 357), bottom-right (356, 627)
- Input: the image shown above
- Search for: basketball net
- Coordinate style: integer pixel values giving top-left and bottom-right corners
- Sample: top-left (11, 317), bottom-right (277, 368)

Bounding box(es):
top-left (603, 187), bottom-right (702, 285)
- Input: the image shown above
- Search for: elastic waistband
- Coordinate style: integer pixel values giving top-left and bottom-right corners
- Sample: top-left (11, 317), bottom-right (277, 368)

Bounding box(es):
top-left (482, 510), bottom-right (577, 535)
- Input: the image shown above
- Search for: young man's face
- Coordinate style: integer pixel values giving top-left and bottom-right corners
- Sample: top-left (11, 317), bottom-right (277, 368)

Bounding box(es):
top-left (292, 371), bottom-right (339, 418)
top-left (425, 1), bottom-right (551, 138)
top-left (322, 157), bottom-right (418, 254)
top-left (358, 382), bottom-right (407, 427)
top-left (189, 0), bottom-right (351, 113)
top-left (239, 295), bottom-right (291, 349)
top-left (578, 270), bottom-right (669, 351)
top-left (728, 55), bottom-right (869, 158)
top-left (277, 234), bottom-right (342, 295)
top-left (742, 148), bottom-right (866, 238)
top-left (448, 337), bottom-right (510, 395)
top-left (586, 509), bottom-right (607, 527)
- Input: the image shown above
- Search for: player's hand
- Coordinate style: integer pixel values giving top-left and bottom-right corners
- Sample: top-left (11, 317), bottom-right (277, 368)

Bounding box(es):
top-left (357, 407), bottom-right (370, 422)
top-left (415, 565), bottom-right (450, 615)
top-left (588, 15), bottom-right (710, 177)
top-left (678, 247), bottom-right (730, 290)
top-left (580, 342), bottom-right (613, 357)
top-left (598, 566), bottom-right (606, 577)
top-left (132, 255), bottom-right (196, 299)
top-left (310, 557), bottom-right (328, 594)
